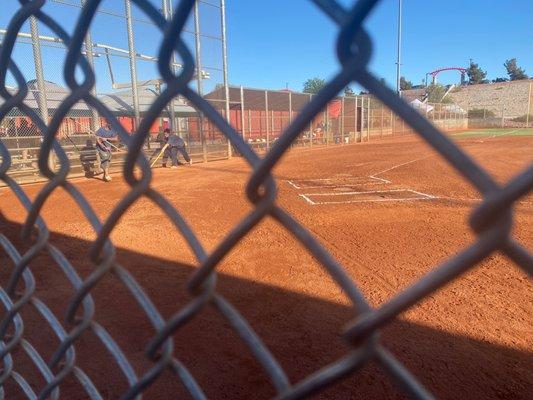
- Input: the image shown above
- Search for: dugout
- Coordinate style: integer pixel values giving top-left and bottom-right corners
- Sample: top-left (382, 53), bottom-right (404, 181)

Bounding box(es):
top-left (204, 85), bottom-right (365, 145)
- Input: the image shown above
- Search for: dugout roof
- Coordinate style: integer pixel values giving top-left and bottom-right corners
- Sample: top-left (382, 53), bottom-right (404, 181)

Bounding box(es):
top-left (204, 86), bottom-right (363, 118)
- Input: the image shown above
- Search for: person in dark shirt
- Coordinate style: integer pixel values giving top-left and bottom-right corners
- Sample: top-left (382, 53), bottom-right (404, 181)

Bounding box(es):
top-left (94, 121), bottom-right (118, 181)
top-left (161, 128), bottom-right (192, 168)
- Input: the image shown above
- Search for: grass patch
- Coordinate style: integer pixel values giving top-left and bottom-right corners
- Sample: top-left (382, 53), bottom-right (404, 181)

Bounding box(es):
top-left (452, 128), bottom-right (533, 138)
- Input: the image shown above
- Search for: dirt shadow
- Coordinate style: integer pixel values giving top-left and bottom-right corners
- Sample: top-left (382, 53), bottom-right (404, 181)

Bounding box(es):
top-left (0, 215), bottom-right (530, 399)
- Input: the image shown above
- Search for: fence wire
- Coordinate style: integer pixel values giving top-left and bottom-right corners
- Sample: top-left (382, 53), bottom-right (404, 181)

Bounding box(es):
top-left (0, 1), bottom-right (531, 399)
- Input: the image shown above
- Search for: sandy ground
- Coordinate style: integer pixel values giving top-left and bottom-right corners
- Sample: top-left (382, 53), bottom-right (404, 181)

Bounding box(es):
top-left (0, 134), bottom-right (531, 399)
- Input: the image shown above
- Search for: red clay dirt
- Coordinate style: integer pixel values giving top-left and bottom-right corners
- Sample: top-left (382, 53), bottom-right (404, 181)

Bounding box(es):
top-left (0, 134), bottom-right (531, 399)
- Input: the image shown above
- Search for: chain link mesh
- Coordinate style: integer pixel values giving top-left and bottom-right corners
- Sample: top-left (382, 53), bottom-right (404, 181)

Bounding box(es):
top-left (0, 0), bottom-right (531, 399)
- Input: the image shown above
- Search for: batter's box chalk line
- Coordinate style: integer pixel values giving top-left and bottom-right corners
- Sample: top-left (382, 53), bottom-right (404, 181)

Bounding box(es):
top-left (299, 189), bottom-right (437, 205)
top-left (286, 175), bottom-right (390, 189)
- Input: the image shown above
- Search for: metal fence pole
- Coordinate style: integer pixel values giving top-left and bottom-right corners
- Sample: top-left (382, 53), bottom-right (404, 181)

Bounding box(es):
top-left (30, 16), bottom-right (54, 171)
top-left (125, 0), bottom-right (141, 133)
top-left (240, 86), bottom-right (245, 142)
top-left (390, 109), bottom-right (394, 136)
top-left (380, 102), bottom-right (384, 138)
top-left (194, 1), bottom-right (207, 162)
top-left (163, 0), bottom-right (177, 133)
top-left (288, 90), bottom-right (292, 126)
top-left (271, 107), bottom-right (275, 145)
top-left (247, 109), bottom-right (251, 142)
top-left (360, 96), bottom-right (364, 141)
top-left (309, 93), bottom-right (313, 146)
top-left (325, 105), bottom-right (329, 146)
top-left (167, 0), bottom-right (180, 133)
top-left (526, 82), bottom-right (532, 128)
top-left (220, 0), bottom-right (232, 158)
top-left (30, 18), bottom-right (48, 126)
top-left (81, 0), bottom-right (99, 133)
top-left (354, 96), bottom-right (358, 142)
top-left (340, 97), bottom-right (345, 144)
top-left (265, 90), bottom-right (270, 151)
top-left (367, 97), bottom-right (370, 141)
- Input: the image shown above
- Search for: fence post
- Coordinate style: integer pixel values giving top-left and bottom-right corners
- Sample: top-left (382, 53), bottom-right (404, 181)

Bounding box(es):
top-left (360, 97), bottom-right (364, 141)
top-left (271, 106), bottom-right (275, 147)
top-left (380, 102), bottom-right (384, 138)
top-left (340, 97), bottom-right (345, 144)
top-left (81, 0), bottom-right (99, 133)
top-left (220, 0), bottom-right (232, 158)
top-left (247, 109), bottom-right (252, 143)
top-left (240, 86), bottom-right (245, 142)
top-left (126, 0), bottom-right (141, 133)
top-left (160, 0), bottom-right (175, 131)
top-left (288, 91), bottom-right (292, 143)
top-left (367, 97), bottom-right (371, 141)
top-left (193, 2), bottom-right (207, 162)
top-left (309, 93), bottom-right (313, 146)
top-left (526, 82), bottom-right (532, 128)
top-left (288, 91), bottom-right (292, 125)
top-left (30, 16), bottom-right (54, 171)
top-left (354, 96), bottom-right (358, 142)
top-left (325, 105), bottom-right (329, 146)
top-left (265, 90), bottom-right (270, 151)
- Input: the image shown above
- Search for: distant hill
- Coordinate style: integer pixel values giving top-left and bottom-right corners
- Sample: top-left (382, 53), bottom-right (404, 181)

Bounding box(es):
top-left (402, 79), bottom-right (532, 119)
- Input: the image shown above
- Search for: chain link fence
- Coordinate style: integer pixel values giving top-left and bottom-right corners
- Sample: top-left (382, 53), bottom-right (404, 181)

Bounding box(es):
top-left (205, 86), bottom-right (468, 151)
top-left (406, 79), bottom-right (533, 130)
top-left (0, 0), bottom-right (531, 399)
top-left (0, 0), bottom-right (231, 182)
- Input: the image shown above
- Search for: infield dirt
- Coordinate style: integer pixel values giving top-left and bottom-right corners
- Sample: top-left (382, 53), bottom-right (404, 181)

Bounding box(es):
top-left (0, 134), bottom-right (531, 399)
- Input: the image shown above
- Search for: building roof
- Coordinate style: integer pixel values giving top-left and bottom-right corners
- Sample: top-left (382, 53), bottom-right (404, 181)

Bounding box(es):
top-left (99, 87), bottom-right (198, 116)
top-left (0, 80), bottom-right (198, 117)
top-left (204, 86), bottom-right (317, 112)
top-left (0, 80), bottom-right (91, 116)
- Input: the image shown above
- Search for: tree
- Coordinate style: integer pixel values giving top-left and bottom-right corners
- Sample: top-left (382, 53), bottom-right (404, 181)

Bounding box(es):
top-left (504, 58), bottom-right (528, 81)
top-left (467, 60), bottom-right (487, 84)
top-left (492, 77), bottom-right (508, 83)
top-left (400, 76), bottom-right (413, 90)
top-left (344, 86), bottom-right (356, 97)
top-left (303, 77), bottom-right (326, 94)
top-left (426, 84), bottom-right (452, 103)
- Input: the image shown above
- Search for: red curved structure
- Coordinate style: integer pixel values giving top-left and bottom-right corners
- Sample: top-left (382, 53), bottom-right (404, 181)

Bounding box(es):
top-left (429, 67), bottom-right (467, 78)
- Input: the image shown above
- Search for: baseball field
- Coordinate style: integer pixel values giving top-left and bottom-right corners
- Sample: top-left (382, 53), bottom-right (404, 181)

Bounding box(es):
top-left (0, 133), bottom-right (531, 399)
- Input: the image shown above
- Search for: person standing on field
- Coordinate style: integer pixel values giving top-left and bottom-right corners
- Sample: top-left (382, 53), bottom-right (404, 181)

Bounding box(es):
top-left (161, 128), bottom-right (192, 168)
top-left (95, 121), bottom-right (118, 182)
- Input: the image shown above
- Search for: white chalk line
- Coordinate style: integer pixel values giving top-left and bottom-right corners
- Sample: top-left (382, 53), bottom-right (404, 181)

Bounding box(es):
top-left (298, 194), bottom-right (317, 205)
top-left (288, 159), bottom-right (533, 207)
top-left (491, 128), bottom-right (521, 138)
top-left (303, 188), bottom-right (432, 197)
top-left (287, 176), bottom-right (389, 190)
top-left (308, 196), bottom-right (435, 205)
top-left (371, 156), bottom-right (432, 178)
top-left (302, 189), bottom-right (436, 205)
top-left (286, 180), bottom-right (301, 189)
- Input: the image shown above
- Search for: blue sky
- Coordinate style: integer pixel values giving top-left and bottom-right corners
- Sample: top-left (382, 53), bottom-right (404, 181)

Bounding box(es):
top-left (226, 0), bottom-right (533, 91)
top-left (1, 0), bottom-right (532, 94)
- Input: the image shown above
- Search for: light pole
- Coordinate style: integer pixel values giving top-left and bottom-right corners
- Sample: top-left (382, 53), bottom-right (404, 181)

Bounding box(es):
top-left (396, 0), bottom-right (402, 97)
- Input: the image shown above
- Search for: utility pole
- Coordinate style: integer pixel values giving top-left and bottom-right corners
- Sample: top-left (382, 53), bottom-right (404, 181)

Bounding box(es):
top-left (396, 0), bottom-right (402, 97)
